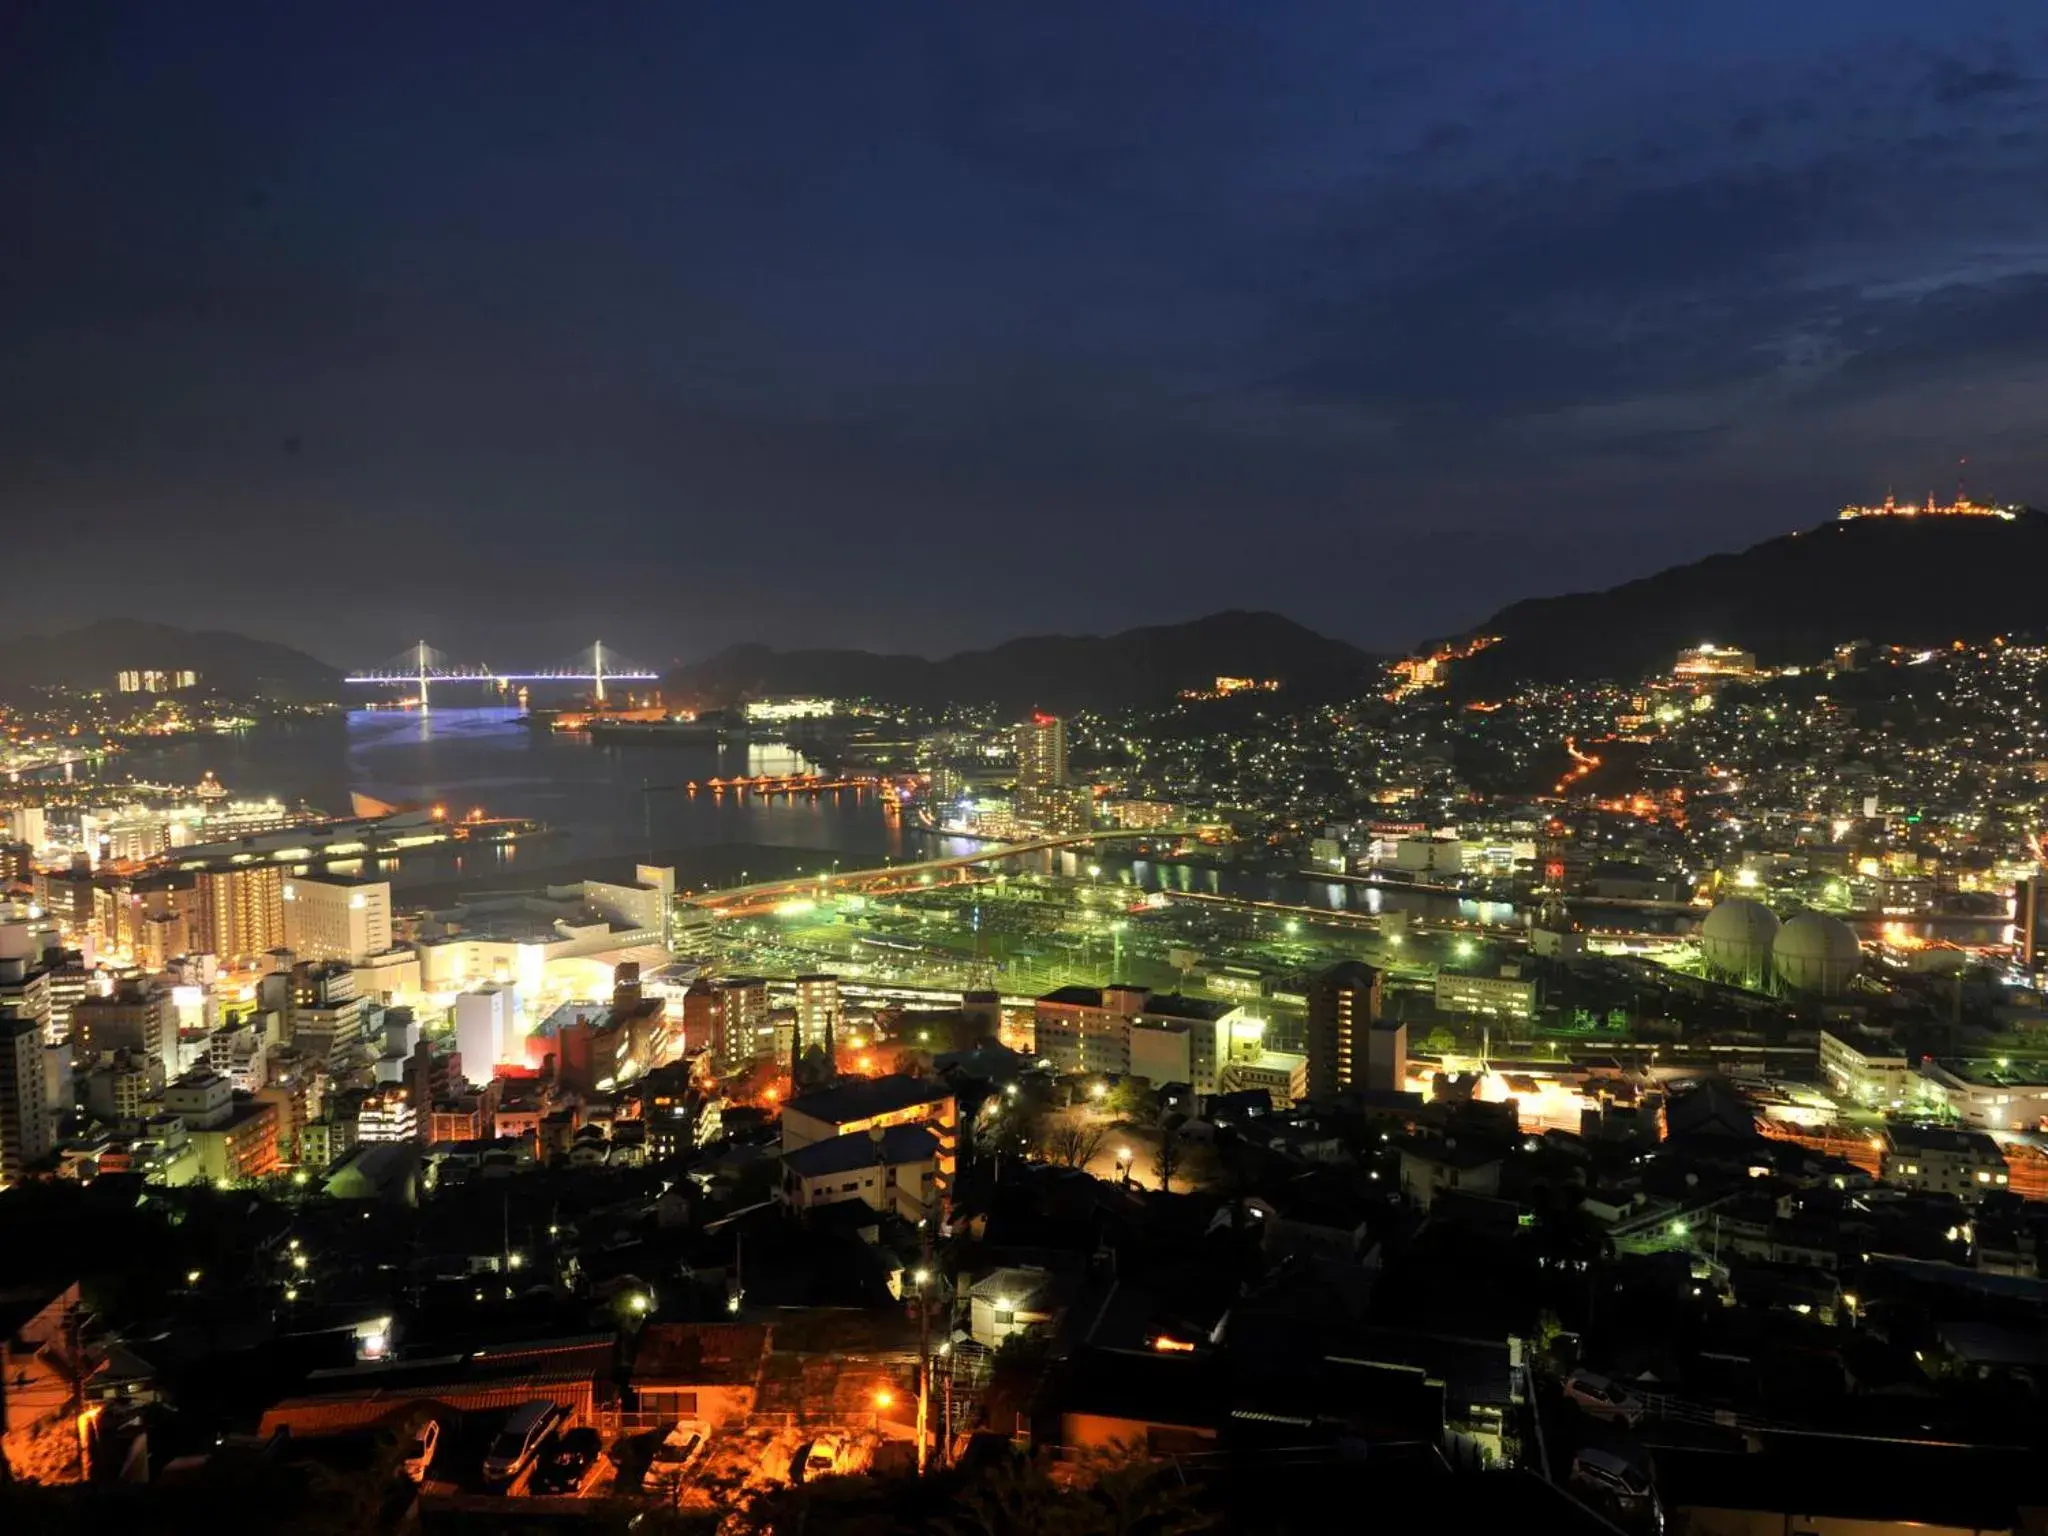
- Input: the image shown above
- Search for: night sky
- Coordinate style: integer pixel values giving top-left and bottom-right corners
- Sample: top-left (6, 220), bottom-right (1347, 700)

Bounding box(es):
top-left (7, 3), bottom-right (2047, 667)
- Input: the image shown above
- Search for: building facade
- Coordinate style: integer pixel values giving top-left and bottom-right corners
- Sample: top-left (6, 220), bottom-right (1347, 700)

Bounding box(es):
top-left (282, 875), bottom-right (392, 965)
top-left (1306, 961), bottom-right (1382, 1101)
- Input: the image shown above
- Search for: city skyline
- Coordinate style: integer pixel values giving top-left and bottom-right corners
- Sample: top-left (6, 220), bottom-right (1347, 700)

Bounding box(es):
top-left (10, 4), bottom-right (2048, 662)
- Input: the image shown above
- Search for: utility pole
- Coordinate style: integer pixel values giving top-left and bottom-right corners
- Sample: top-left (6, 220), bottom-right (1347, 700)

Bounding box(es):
top-left (941, 1344), bottom-right (955, 1468)
top-left (915, 1214), bottom-right (934, 1475)
top-left (67, 1302), bottom-right (86, 1485)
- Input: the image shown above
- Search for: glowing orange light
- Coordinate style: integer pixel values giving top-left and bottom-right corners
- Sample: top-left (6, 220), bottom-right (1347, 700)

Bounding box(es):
top-left (1151, 1336), bottom-right (1196, 1353)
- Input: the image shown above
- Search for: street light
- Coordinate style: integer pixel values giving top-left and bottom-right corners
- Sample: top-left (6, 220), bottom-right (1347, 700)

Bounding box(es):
top-left (874, 1388), bottom-right (895, 1410)
top-left (913, 1268), bottom-right (930, 1287)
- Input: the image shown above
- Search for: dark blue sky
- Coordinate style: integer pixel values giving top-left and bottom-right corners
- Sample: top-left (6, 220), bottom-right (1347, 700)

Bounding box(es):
top-left (7, 3), bottom-right (2048, 667)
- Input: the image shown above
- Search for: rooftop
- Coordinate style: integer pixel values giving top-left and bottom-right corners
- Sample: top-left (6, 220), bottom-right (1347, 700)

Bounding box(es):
top-left (1138, 992), bottom-right (1235, 1024)
top-left (783, 1073), bottom-right (952, 1127)
top-left (1885, 1123), bottom-right (2005, 1158)
top-left (1928, 1056), bottom-right (2048, 1088)
top-left (781, 1122), bottom-right (939, 1180)
top-left (629, 1322), bottom-right (770, 1386)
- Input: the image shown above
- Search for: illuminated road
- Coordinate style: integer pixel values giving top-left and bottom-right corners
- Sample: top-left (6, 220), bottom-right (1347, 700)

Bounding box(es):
top-left (689, 828), bottom-right (1202, 912)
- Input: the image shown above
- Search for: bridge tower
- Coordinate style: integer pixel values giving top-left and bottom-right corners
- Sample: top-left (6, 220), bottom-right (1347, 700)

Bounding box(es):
top-left (416, 640), bottom-right (432, 715)
top-left (593, 640), bottom-right (606, 706)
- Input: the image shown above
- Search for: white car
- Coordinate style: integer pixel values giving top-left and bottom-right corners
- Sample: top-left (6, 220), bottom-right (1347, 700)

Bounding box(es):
top-left (401, 1418), bottom-right (440, 1484)
top-left (800, 1436), bottom-right (840, 1481)
top-left (1562, 1370), bottom-right (1645, 1426)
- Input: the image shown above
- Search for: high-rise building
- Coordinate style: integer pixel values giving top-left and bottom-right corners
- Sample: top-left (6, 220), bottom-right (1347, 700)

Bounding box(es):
top-left (196, 865), bottom-right (285, 964)
top-left (289, 962), bottom-right (365, 1066)
top-left (74, 979), bottom-right (173, 1068)
top-left (1306, 961), bottom-right (1383, 1101)
top-left (282, 874), bottom-right (393, 965)
top-left (1013, 714), bottom-right (1067, 825)
top-left (455, 983), bottom-right (517, 1085)
top-left (0, 1014), bottom-right (54, 1185)
top-left (0, 954), bottom-right (52, 1047)
top-left (1365, 1018), bottom-right (1408, 1094)
top-left (795, 974), bottom-right (840, 1058)
top-left (2017, 878), bottom-right (2045, 972)
top-left (713, 976), bottom-right (769, 1072)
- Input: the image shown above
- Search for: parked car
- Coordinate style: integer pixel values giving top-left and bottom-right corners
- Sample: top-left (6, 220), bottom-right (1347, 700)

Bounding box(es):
top-left (799, 1436), bottom-right (840, 1482)
top-left (645, 1419), bottom-right (707, 1491)
top-left (483, 1401), bottom-right (564, 1484)
top-left (1562, 1370), bottom-right (1645, 1425)
top-left (531, 1427), bottom-right (603, 1495)
top-left (401, 1418), bottom-right (440, 1484)
top-left (1570, 1447), bottom-right (1654, 1501)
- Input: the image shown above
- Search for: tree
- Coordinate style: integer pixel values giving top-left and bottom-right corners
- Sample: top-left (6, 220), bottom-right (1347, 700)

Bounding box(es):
top-left (1146, 1138), bottom-right (1179, 1196)
top-left (1420, 1026), bottom-right (1456, 1056)
top-left (1039, 1120), bottom-right (1108, 1170)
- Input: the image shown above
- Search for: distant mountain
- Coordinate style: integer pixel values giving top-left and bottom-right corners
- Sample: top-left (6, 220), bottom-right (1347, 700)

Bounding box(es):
top-left (0, 619), bottom-right (340, 700)
top-left (665, 611), bottom-right (1376, 711)
top-left (1447, 511), bottom-right (2048, 694)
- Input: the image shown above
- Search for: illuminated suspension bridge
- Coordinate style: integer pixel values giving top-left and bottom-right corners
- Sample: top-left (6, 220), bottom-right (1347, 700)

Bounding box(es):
top-left (343, 641), bottom-right (659, 711)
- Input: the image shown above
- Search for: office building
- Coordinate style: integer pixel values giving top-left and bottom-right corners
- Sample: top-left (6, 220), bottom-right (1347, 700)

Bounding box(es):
top-left (282, 874), bottom-right (392, 965)
top-left (582, 864), bottom-right (676, 950)
top-left (1819, 1027), bottom-right (1912, 1109)
top-left (1434, 966), bottom-right (1538, 1022)
top-left (1, 1015), bottom-right (55, 1185)
top-left (1306, 961), bottom-right (1382, 1101)
top-left (1917, 1059), bottom-right (2048, 1133)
